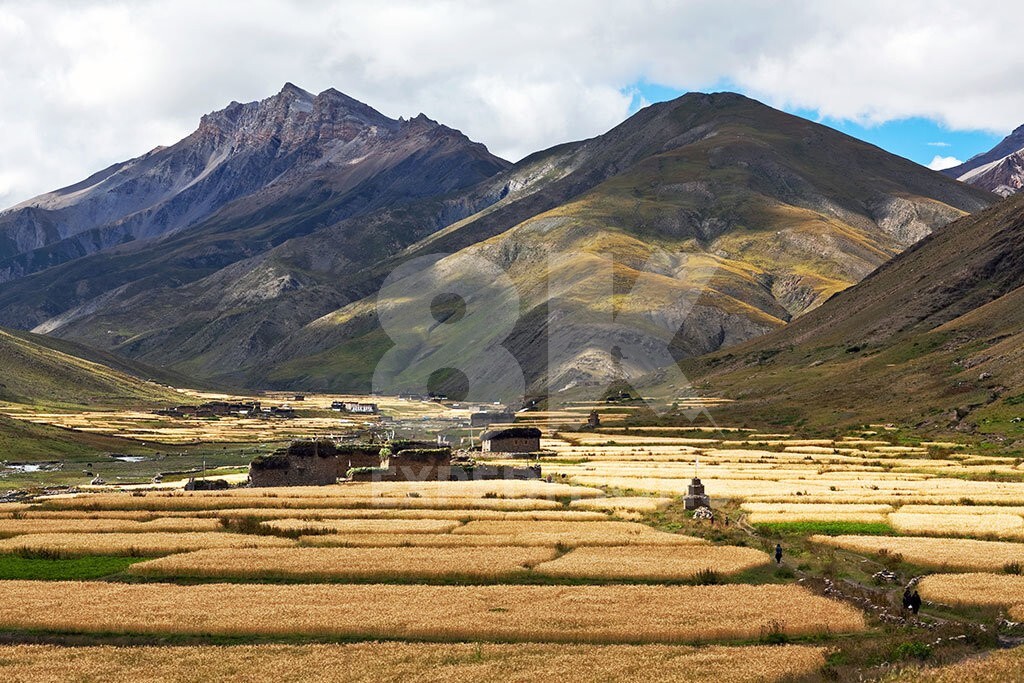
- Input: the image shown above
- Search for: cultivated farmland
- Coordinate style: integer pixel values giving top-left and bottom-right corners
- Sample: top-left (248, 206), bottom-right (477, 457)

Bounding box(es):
top-left (9, 395), bottom-right (1024, 679)
top-left (0, 532), bottom-right (296, 556)
top-left (0, 581), bottom-right (866, 643)
top-left (0, 643), bottom-right (830, 683)
top-left (533, 545), bottom-right (770, 580)
top-left (128, 546), bottom-right (559, 581)
top-left (917, 573), bottom-right (1024, 608)
top-left (810, 535), bottom-right (1024, 571)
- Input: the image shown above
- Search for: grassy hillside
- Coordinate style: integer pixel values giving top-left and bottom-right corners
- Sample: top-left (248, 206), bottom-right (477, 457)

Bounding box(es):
top-left (681, 193), bottom-right (1024, 440)
top-left (0, 327), bottom-right (182, 408)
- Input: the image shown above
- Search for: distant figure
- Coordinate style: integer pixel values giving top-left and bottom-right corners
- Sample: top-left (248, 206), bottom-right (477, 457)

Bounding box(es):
top-left (909, 591), bottom-right (922, 615)
top-left (774, 543), bottom-right (783, 564)
top-left (902, 588), bottom-right (912, 611)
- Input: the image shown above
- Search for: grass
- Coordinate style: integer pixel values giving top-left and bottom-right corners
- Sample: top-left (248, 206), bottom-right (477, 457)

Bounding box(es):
top-left (755, 521), bottom-right (895, 536)
top-left (0, 555), bottom-right (140, 580)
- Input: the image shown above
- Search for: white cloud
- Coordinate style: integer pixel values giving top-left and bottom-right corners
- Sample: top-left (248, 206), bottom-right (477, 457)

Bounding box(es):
top-left (927, 142), bottom-right (952, 147)
top-left (927, 155), bottom-right (963, 171)
top-left (0, 0), bottom-right (1023, 208)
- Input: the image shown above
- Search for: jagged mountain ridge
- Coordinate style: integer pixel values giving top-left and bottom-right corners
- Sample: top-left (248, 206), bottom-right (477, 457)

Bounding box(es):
top-left (0, 83), bottom-right (509, 285)
top-left (247, 92), bottom-right (995, 395)
top-left (944, 124), bottom-right (1024, 197)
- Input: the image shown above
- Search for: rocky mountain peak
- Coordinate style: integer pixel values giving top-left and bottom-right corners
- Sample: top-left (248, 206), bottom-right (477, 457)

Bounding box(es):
top-left (945, 122), bottom-right (1024, 196)
top-left (194, 84), bottom-right (397, 151)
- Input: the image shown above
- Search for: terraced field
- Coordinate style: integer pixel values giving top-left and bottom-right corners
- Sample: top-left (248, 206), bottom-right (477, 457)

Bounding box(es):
top-left (5, 400), bottom-right (1024, 680)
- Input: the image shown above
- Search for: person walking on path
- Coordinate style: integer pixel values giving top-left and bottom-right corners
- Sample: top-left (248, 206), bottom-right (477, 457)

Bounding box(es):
top-left (909, 590), bottom-right (922, 615)
top-left (774, 543), bottom-right (783, 564)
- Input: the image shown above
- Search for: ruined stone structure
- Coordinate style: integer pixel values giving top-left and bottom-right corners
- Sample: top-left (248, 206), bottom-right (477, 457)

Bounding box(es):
top-left (481, 427), bottom-right (542, 453)
top-left (335, 444), bottom-right (383, 471)
top-left (683, 477), bottom-right (711, 511)
top-left (156, 401), bottom-right (259, 418)
top-left (249, 440), bottom-right (375, 487)
top-left (250, 438), bottom-right (542, 486)
top-left (385, 448), bottom-right (453, 482)
top-left (470, 411), bottom-right (515, 427)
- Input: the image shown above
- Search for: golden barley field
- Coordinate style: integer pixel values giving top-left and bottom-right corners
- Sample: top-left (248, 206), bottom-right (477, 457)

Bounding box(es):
top-left (299, 530), bottom-right (704, 548)
top-left (898, 505), bottom-right (1024, 517)
top-left (264, 518), bottom-right (462, 534)
top-left (888, 512), bottom-right (1024, 538)
top-left (0, 532), bottom-right (296, 556)
top-left (568, 497), bottom-right (673, 513)
top-left (741, 502), bottom-right (893, 524)
top-left (452, 520), bottom-right (669, 536)
top-left (450, 520), bottom-right (705, 546)
top-left (0, 643), bottom-right (829, 683)
top-left (534, 545), bottom-right (770, 580)
top-left (886, 645), bottom-right (1024, 683)
top-left (0, 581), bottom-right (865, 643)
top-left (917, 573), bottom-right (1024, 608)
top-left (39, 494), bottom-right (567, 512)
top-left (811, 535), bottom-right (1024, 571)
top-left (299, 533), bottom-right (531, 548)
top-left (536, 432), bottom-right (1024, 507)
top-left (11, 507), bottom-right (608, 521)
top-left (0, 517), bottom-right (224, 535)
top-left (741, 503), bottom-right (895, 515)
top-left (129, 546), bottom-right (559, 581)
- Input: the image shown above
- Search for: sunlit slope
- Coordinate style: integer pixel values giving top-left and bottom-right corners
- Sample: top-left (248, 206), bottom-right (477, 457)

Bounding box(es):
top-left (684, 193), bottom-right (1024, 434)
top-left (257, 93), bottom-right (992, 394)
top-left (0, 327), bottom-right (181, 407)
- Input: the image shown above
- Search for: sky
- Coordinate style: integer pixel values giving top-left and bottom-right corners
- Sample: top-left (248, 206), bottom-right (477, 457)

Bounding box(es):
top-left (0, 0), bottom-right (1021, 209)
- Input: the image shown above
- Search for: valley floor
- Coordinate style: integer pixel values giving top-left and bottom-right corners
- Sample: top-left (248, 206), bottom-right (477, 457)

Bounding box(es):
top-left (1, 394), bottom-right (1024, 681)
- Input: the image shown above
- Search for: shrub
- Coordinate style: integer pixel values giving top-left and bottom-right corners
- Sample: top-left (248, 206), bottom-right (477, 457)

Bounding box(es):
top-left (694, 568), bottom-right (723, 585)
top-left (14, 547), bottom-right (69, 561)
top-left (346, 467), bottom-right (389, 478)
top-left (760, 620), bottom-right (789, 644)
top-left (893, 642), bottom-right (931, 661)
top-left (1005, 561), bottom-right (1022, 575)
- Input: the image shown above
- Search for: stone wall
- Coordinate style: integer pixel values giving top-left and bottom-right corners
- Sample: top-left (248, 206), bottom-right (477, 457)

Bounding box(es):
top-left (482, 436), bottom-right (541, 453)
top-left (249, 440), bottom-right (342, 487)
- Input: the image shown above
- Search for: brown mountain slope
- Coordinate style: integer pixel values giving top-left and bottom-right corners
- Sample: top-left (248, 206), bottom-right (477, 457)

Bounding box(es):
top-left (684, 192), bottom-right (1024, 437)
top-left (248, 93), bottom-right (994, 397)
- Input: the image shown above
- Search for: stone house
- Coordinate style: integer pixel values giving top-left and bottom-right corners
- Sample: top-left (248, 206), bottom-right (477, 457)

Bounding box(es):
top-left (248, 439), bottom-right (342, 487)
top-left (481, 427), bottom-right (542, 453)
